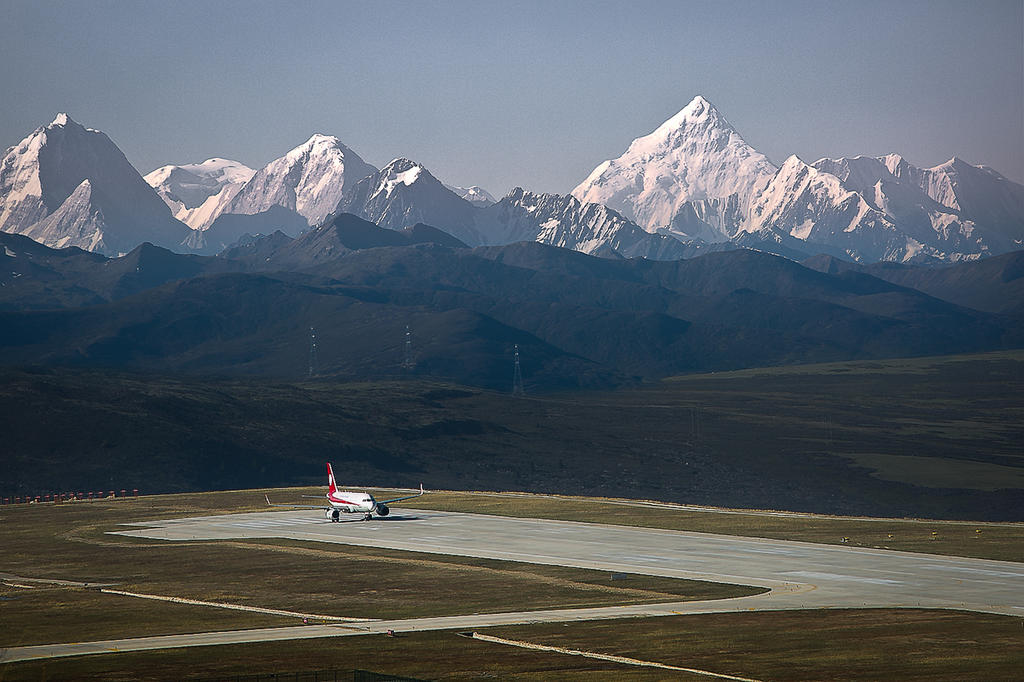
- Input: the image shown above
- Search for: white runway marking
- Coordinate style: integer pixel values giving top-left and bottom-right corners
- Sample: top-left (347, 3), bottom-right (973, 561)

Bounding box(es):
top-left (219, 518), bottom-right (322, 529)
top-left (782, 571), bottom-right (904, 586)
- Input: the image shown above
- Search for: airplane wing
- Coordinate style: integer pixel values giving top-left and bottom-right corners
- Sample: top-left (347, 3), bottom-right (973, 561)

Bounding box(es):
top-left (265, 495), bottom-right (329, 510)
top-left (379, 484), bottom-right (426, 505)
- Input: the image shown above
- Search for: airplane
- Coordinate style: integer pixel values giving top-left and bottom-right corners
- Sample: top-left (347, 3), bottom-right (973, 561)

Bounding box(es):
top-left (265, 463), bottom-right (425, 521)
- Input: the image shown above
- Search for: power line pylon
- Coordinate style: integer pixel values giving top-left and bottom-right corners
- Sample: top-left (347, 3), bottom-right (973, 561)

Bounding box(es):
top-left (402, 325), bottom-right (415, 371)
top-left (308, 326), bottom-right (319, 378)
top-left (512, 344), bottom-right (524, 395)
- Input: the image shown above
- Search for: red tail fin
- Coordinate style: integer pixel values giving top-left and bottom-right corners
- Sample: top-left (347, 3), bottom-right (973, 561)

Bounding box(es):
top-left (327, 463), bottom-right (338, 495)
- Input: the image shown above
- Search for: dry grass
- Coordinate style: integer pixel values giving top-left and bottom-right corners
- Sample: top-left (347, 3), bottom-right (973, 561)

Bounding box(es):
top-left (4, 609), bottom-right (1021, 681)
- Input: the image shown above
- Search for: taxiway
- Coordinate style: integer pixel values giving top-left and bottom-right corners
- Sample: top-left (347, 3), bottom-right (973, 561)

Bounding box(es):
top-left (3, 508), bottom-right (1021, 663)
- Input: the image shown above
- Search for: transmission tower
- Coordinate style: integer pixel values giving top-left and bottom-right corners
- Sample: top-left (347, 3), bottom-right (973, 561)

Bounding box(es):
top-left (512, 344), bottom-right (524, 395)
top-left (308, 326), bottom-right (319, 378)
top-left (402, 325), bottom-right (416, 371)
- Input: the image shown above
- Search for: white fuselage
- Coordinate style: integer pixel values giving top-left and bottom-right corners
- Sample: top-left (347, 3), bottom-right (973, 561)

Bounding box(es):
top-left (328, 490), bottom-right (376, 513)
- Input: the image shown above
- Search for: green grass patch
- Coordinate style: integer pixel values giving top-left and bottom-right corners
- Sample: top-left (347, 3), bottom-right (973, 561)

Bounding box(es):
top-left (841, 452), bottom-right (1024, 490)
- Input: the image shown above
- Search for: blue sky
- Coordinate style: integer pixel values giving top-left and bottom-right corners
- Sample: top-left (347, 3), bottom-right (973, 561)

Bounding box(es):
top-left (3, 0), bottom-right (1022, 195)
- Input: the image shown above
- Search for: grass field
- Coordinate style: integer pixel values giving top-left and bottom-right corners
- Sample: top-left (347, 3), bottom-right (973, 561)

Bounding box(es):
top-left (3, 610), bottom-right (1021, 681)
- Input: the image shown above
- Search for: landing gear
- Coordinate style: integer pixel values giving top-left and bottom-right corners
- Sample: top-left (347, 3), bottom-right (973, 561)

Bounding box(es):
top-left (364, 513), bottom-right (373, 521)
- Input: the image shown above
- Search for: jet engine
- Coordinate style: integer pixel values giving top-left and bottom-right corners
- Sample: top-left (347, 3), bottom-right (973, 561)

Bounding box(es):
top-left (375, 503), bottom-right (390, 517)
top-left (325, 508), bottom-right (340, 522)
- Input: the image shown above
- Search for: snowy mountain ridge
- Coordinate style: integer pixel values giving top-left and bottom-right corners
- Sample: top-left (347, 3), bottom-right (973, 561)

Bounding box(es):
top-left (474, 187), bottom-right (694, 259)
top-left (332, 157), bottom-right (688, 258)
top-left (574, 96), bottom-right (1024, 262)
top-left (738, 152), bottom-right (1024, 262)
top-left (2, 107), bottom-right (1021, 264)
top-left (0, 113), bottom-right (189, 255)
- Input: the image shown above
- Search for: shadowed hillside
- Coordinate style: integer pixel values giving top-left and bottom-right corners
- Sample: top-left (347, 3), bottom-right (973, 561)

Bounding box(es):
top-left (1, 352), bottom-right (1021, 521)
top-left (2, 227), bottom-right (1021, 389)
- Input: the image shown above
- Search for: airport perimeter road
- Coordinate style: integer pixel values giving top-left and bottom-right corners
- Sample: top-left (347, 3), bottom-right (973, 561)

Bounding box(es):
top-left (4, 509), bottom-right (1021, 663)
top-left (114, 509), bottom-right (1023, 617)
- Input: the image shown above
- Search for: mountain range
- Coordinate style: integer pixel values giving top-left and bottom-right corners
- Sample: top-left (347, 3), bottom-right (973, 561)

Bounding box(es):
top-left (2, 217), bottom-right (1021, 389)
top-left (3, 101), bottom-right (1021, 263)
top-left (574, 96), bottom-right (1024, 262)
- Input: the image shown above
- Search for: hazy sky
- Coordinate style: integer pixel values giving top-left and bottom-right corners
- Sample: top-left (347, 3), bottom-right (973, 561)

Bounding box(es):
top-left (3, 0), bottom-right (1022, 195)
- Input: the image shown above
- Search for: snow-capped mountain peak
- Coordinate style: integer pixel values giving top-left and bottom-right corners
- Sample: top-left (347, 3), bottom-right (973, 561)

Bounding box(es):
top-left (445, 184), bottom-right (497, 207)
top-left (146, 157), bottom-right (251, 182)
top-left (881, 153), bottom-right (910, 177)
top-left (683, 93), bottom-right (712, 114)
top-left (0, 113), bottom-right (189, 255)
top-left (372, 158), bottom-right (424, 200)
top-left (46, 112), bottom-right (99, 134)
top-left (625, 94), bottom-right (726, 157)
top-left (285, 133), bottom-right (341, 164)
top-left (144, 157), bottom-right (256, 230)
top-left (144, 158), bottom-right (255, 205)
top-left (572, 95), bottom-right (777, 235)
top-left (335, 157), bottom-right (484, 245)
top-left (223, 133), bottom-right (377, 228)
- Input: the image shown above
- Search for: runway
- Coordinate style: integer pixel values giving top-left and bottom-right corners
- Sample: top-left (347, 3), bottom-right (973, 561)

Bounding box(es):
top-left (3, 508), bottom-right (1022, 663)
top-left (115, 508), bottom-right (1023, 615)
